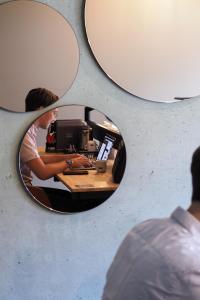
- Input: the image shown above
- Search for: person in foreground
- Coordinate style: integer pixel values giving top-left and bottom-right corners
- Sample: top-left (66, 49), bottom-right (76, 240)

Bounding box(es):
top-left (20, 88), bottom-right (91, 212)
top-left (102, 147), bottom-right (200, 300)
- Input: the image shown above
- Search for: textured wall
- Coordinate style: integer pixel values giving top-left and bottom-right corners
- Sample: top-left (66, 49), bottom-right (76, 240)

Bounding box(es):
top-left (0, 0), bottom-right (200, 299)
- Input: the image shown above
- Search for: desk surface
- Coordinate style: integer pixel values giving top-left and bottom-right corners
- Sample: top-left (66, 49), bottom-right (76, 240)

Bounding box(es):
top-left (57, 160), bottom-right (118, 192)
top-left (38, 147), bottom-right (119, 193)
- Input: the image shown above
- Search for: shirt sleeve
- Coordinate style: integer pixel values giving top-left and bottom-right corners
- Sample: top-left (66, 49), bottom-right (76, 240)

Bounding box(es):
top-left (20, 132), bottom-right (40, 163)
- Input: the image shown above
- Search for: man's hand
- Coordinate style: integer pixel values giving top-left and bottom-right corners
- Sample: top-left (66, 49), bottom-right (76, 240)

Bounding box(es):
top-left (70, 155), bottom-right (92, 168)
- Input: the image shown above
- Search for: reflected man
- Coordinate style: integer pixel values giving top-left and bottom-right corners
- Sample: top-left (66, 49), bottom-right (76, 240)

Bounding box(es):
top-left (20, 88), bottom-right (91, 212)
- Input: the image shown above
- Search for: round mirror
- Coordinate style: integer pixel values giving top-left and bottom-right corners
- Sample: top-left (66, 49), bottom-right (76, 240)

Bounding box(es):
top-left (85, 0), bottom-right (200, 103)
top-left (18, 103), bottom-right (126, 213)
top-left (0, 0), bottom-right (79, 112)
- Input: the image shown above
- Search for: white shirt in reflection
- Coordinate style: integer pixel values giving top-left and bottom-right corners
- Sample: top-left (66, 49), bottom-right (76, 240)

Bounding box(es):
top-left (19, 124), bottom-right (39, 185)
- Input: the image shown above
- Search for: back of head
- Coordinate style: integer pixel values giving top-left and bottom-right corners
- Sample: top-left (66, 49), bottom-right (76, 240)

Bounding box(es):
top-left (191, 146), bottom-right (200, 202)
top-left (25, 88), bottom-right (59, 112)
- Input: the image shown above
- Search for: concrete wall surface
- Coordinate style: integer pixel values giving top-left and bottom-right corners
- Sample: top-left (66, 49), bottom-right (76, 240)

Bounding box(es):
top-left (0, 0), bottom-right (200, 299)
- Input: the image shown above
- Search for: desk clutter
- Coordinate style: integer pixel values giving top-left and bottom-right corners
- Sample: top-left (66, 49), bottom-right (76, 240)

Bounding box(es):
top-left (63, 169), bottom-right (89, 175)
top-left (45, 116), bottom-right (126, 183)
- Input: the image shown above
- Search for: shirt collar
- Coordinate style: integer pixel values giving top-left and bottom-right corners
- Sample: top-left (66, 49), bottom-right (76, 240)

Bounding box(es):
top-left (171, 206), bottom-right (200, 237)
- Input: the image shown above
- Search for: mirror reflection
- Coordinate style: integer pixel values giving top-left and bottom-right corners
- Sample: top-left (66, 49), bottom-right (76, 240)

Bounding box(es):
top-left (18, 91), bottom-right (126, 213)
top-left (0, 0), bottom-right (79, 112)
top-left (85, 0), bottom-right (200, 103)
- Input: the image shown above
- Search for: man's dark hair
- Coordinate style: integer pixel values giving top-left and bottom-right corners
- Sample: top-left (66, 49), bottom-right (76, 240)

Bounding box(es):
top-left (191, 146), bottom-right (200, 202)
top-left (25, 88), bottom-right (59, 112)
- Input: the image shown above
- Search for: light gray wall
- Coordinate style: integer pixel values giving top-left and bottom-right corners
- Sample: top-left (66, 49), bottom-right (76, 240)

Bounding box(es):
top-left (0, 0), bottom-right (200, 300)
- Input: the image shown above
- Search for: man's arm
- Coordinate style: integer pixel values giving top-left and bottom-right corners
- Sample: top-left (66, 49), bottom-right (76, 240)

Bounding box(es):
top-left (26, 157), bottom-right (67, 180)
top-left (27, 155), bottom-right (92, 180)
top-left (40, 153), bottom-right (81, 164)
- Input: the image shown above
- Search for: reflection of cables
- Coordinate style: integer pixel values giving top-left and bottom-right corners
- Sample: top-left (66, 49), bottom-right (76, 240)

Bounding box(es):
top-left (69, 144), bottom-right (76, 153)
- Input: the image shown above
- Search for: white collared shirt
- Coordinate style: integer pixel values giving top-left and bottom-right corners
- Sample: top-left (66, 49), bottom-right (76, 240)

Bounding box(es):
top-left (102, 207), bottom-right (200, 300)
top-left (19, 123), bottom-right (40, 185)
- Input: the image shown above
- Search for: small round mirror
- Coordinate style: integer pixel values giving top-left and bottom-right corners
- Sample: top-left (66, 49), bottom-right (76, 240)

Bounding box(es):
top-left (18, 103), bottom-right (126, 213)
top-left (0, 0), bottom-right (79, 112)
top-left (85, 0), bottom-right (200, 103)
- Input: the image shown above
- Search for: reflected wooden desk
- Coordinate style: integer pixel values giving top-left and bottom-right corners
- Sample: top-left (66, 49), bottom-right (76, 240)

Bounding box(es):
top-left (56, 160), bottom-right (118, 193)
top-left (38, 147), bottom-right (118, 210)
top-left (38, 147), bottom-right (118, 193)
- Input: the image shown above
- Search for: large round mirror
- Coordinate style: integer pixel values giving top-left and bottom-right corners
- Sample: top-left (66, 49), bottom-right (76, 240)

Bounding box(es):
top-left (0, 0), bottom-right (79, 112)
top-left (18, 102), bottom-right (126, 213)
top-left (85, 0), bottom-right (200, 103)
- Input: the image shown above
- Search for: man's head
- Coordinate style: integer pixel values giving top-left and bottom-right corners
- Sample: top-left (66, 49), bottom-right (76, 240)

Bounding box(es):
top-left (25, 88), bottom-right (59, 112)
top-left (37, 108), bottom-right (58, 129)
top-left (191, 146), bottom-right (200, 202)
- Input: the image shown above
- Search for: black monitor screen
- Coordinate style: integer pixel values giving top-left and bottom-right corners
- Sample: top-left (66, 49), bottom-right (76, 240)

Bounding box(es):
top-left (55, 119), bottom-right (88, 151)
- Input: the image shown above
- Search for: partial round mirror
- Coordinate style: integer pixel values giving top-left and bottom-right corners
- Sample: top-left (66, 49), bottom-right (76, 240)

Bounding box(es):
top-left (18, 103), bottom-right (126, 213)
top-left (0, 0), bottom-right (79, 112)
top-left (85, 0), bottom-right (200, 103)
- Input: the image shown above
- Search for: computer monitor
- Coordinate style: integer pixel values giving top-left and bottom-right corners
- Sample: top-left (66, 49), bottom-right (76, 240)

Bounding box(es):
top-left (55, 119), bottom-right (89, 152)
top-left (112, 140), bottom-right (126, 183)
top-left (97, 135), bottom-right (115, 160)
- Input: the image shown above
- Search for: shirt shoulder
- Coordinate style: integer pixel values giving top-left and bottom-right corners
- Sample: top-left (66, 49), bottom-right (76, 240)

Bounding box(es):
top-left (20, 125), bottom-right (39, 163)
top-left (103, 214), bottom-right (200, 300)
